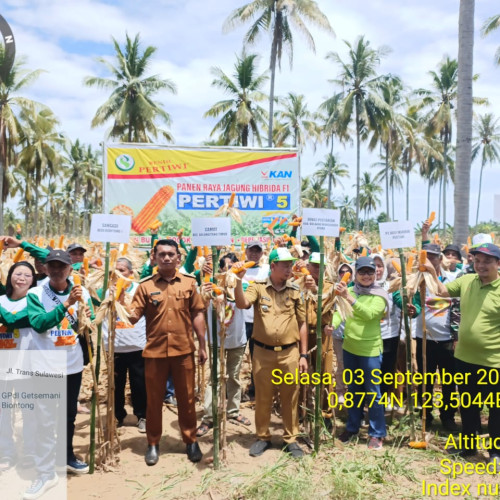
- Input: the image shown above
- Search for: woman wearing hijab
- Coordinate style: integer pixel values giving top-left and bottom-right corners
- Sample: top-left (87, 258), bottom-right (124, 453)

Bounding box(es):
top-left (0, 262), bottom-right (37, 472)
top-left (330, 256), bottom-right (388, 450)
top-left (372, 254), bottom-right (400, 408)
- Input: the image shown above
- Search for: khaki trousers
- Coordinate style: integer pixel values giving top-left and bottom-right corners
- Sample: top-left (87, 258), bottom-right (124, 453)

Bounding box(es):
top-left (253, 344), bottom-right (299, 443)
top-left (202, 345), bottom-right (246, 422)
top-left (144, 354), bottom-right (196, 445)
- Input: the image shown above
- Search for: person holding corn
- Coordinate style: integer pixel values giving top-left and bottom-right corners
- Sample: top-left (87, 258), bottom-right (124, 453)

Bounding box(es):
top-left (234, 248), bottom-right (308, 459)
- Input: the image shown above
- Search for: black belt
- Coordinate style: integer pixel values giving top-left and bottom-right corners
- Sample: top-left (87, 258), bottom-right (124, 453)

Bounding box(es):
top-left (253, 339), bottom-right (297, 352)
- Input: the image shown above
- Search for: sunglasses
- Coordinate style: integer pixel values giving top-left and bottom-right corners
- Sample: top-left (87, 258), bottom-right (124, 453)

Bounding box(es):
top-left (357, 268), bottom-right (375, 276)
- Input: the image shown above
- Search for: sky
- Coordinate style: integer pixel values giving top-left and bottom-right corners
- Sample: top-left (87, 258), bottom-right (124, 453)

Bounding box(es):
top-left (2, 0), bottom-right (499, 227)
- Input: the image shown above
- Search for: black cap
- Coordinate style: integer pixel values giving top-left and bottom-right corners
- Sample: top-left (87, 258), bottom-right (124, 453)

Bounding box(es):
top-left (470, 243), bottom-right (500, 260)
top-left (66, 243), bottom-right (87, 253)
top-left (44, 249), bottom-right (72, 265)
top-left (355, 256), bottom-right (376, 270)
top-left (422, 243), bottom-right (441, 255)
top-left (443, 244), bottom-right (462, 258)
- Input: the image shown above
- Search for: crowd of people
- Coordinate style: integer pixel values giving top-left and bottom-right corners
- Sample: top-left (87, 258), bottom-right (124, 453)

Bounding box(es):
top-left (0, 218), bottom-right (499, 498)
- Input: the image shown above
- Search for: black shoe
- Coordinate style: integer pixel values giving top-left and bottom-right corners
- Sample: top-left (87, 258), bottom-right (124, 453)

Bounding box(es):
top-left (447, 447), bottom-right (477, 459)
top-left (186, 442), bottom-right (203, 463)
top-left (145, 445), bottom-right (159, 466)
top-left (282, 442), bottom-right (304, 459)
top-left (338, 430), bottom-right (357, 443)
top-left (249, 440), bottom-right (272, 457)
top-left (442, 419), bottom-right (460, 432)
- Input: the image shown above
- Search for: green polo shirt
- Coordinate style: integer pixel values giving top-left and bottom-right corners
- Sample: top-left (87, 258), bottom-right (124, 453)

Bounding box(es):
top-left (332, 292), bottom-right (386, 357)
top-left (446, 273), bottom-right (500, 368)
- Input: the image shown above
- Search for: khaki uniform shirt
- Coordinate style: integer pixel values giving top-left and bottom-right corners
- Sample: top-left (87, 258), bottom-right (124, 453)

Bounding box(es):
top-left (129, 271), bottom-right (205, 358)
top-left (244, 278), bottom-right (305, 346)
top-left (304, 281), bottom-right (335, 334)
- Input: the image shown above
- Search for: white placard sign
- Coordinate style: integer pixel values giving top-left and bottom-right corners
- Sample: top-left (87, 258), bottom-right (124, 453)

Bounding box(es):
top-left (494, 195), bottom-right (500, 222)
top-left (301, 208), bottom-right (340, 237)
top-left (191, 218), bottom-right (231, 246)
top-left (90, 214), bottom-right (131, 243)
top-left (379, 221), bottom-right (416, 249)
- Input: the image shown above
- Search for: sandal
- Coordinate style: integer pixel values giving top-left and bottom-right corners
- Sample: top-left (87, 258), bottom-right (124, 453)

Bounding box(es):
top-left (196, 422), bottom-right (213, 437)
top-left (230, 414), bottom-right (251, 426)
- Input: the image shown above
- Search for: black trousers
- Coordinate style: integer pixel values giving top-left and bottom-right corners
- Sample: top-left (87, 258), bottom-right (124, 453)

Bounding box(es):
top-left (381, 336), bottom-right (400, 397)
top-left (416, 338), bottom-right (456, 422)
top-left (67, 371), bottom-right (82, 461)
top-left (245, 322), bottom-right (255, 395)
top-left (455, 358), bottom-right (500, 456)
top-left (114, 350), bottom-right (147, 421)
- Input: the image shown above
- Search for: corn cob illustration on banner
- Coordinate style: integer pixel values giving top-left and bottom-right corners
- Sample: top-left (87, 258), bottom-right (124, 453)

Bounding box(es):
top-left (131, 186), bottom-right (174, 233)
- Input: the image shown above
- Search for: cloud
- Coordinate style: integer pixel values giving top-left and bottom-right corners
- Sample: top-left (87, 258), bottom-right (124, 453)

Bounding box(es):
top-left (1, 0), bottom-right (499, 224)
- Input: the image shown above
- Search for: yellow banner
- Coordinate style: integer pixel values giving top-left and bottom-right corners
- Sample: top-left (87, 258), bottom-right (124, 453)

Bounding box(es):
top-left (107, 147), bottom-right (296, 178)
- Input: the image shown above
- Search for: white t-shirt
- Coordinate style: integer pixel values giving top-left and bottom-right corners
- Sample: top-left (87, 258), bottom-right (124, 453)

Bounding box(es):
top-left (28, 284), bottom-right (91, 375)
top-left (0, 295), bottom-right (32, 351)
top-left (102, 282), bottom-right (147, 353)
top-left (207, 301), bottom-right (247, 350)
top-left (242, 264), bottom-right (270, 323)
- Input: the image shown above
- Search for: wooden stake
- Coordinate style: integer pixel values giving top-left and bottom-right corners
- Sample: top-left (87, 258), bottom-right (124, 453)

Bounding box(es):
top-left (398, 248), bottom-right (416, 441)
top-left (90, 242), bottom-right (110, 473)
top-left (210, 248), bottom-right (220, 469)
top-left (313, 236), bottom-right (325, 453)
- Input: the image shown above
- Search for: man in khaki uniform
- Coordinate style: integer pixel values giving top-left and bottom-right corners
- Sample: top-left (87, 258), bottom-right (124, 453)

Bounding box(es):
top-left (127, 239), bottom-right (207, 466)
top-left (234, 248), bottom-right (308, 458)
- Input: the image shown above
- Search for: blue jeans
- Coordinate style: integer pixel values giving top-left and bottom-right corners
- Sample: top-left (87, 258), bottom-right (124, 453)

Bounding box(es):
top-left (342, 349), bottom-right (386, 438)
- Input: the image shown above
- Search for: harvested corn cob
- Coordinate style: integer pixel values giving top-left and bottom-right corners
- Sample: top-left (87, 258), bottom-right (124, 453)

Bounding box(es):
top-left (131, 186), bottom-right (174, 233)
top-left (115, 278), bottom-right (126, 300)
top-left (419, 250), bottom-right (427, 271)
top-left (49, 239), bottom-right (55, 248)
top-left (16, 224), bottom-right (21, 233)
top-left (335, 271), bottom-right (351, 294)
top-left (177, 228), bottom-right (184, 238)
top-left (83, 257), bottom-right (89, 275)
top-left (231, 261), bottom-right (255, 274)
top-left (0, 240), bottom-right (3, 254)
top-left (361, 248), bottom-right (368, 256)
top-left (109, 249), bottom-right (118, 268)
top-left (212, 285), bottom-right (224, 296)
top-left (58, 235), bottom-right (64, 249)
top-left (427, 211), bottom-right (436, 225)
top-left (72, 274), bottom-right (84, 302)
top-left (392, 260), bottom-right (401, 274)
top-left (228, 193), bottom-right (236, 208)
top-left (120, 243), bottom-right (128, 256)
top-left (13, 248), bottom-right (24, 263)
top-left (203, 246), bottom-right (210, 257)
top-left (407, 255), bottom-right (415, 272)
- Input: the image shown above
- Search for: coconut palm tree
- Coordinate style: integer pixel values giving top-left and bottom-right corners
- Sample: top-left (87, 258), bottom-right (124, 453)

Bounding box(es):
top-left (335, 195), bottom-right (356, 229)
top-left (223, 0), bottom-right (334, 147)
top-left (416, 55), bottom-right (485, 234)
top-left (481, 13), bottom-right (500, 65)
top-left (316, 92), bottom-right (351, 154)
top-left (358, 171), bottom-right (382, 220)
top-left (16, 106), bottom-right (64, 233)
top-left (204, 52), bottom-right (268, 146)
top-left (301, 175), bottom-right (328, 208)
top-left (373, 159), bottom-right (403, 221)
top-left (368, 75), bottom-right (414, 220)
top-left (273, 92), bottom-right (318, 150)
top-left (84, 33), bottom-right (177, 143)
top-left (472, 113), bottom-right (500, 225)
top-left (314, 153), bottom-right (349, 208)
top-left (0, 47), bottom-right (42, 233)
top-left (326, 36), bottom-right (390, 229)
top-left (454, 0), bottom-right (476, 244)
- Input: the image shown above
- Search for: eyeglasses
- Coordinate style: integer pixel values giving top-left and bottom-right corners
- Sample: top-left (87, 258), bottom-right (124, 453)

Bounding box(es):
top-left (357, 269), bottom-right (375, 276)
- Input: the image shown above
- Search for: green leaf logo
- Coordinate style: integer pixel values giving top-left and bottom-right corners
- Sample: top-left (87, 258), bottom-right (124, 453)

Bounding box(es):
top-left (115, 154), bottom-right (135, 172)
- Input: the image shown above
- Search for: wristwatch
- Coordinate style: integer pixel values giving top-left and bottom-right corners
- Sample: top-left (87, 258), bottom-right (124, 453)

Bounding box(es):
top-left (300, 353), bottom-right (308, 359)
